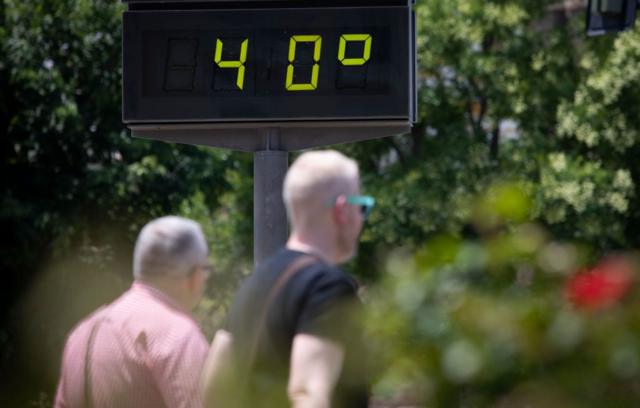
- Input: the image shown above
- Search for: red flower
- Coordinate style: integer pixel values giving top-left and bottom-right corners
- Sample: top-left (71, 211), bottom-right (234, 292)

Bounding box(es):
top-left (565, 256), bottom-right (635, 310)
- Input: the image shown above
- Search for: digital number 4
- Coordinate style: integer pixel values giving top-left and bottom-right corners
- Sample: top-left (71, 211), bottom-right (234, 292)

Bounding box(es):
top-left (214, 38), bottom-right (249, 90)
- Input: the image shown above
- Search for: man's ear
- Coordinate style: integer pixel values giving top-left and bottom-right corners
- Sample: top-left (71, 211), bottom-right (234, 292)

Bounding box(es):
top-left (187, 269), bottom-right (200, 293)
top-left (332, 195), bottom-right (349, 225)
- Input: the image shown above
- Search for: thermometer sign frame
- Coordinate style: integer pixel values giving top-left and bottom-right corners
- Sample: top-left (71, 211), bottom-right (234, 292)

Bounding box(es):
top-left (122, 0), bottom-right (416, 150)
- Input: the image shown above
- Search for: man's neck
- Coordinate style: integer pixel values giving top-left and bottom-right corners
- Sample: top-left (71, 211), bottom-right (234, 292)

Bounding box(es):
top-left (287, 233), bottom-right (337, 265)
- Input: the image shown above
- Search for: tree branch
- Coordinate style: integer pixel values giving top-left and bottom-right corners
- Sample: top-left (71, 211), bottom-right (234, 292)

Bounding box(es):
top-left (464, 77), bottom-right (489, 144)
top-left (490, 123), bottom-right (500, 161)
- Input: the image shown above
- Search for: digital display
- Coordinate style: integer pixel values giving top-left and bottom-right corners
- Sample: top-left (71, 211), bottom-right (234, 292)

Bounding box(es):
top-left (123, 6), bottom-right (413, 123)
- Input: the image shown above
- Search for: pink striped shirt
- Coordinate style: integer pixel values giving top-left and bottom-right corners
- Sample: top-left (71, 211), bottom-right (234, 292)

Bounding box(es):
top-left (55, 282), bottom-right (209, 408)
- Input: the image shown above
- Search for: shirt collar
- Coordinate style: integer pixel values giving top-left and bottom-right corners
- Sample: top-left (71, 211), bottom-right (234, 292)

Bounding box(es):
top-left (131, 280), bottom-right (190, 315)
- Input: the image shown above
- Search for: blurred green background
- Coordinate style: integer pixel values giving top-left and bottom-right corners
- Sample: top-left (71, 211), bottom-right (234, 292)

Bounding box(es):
top-left (2, 0), bottom-right (640, 406)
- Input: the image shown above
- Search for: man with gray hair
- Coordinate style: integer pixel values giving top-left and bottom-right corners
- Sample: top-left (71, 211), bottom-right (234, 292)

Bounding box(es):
top-left (202, 150), bottom-right (373, 407)
top-left (55, 216), bottom-right (211, 408)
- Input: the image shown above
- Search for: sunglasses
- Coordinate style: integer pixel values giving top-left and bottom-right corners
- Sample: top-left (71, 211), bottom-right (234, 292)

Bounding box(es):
top-left (328, 195), bottom-right (375, 219)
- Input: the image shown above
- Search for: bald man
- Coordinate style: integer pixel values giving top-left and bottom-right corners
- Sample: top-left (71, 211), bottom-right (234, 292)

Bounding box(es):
top-left (55, 216), bottom-right (211, 408)
top-left (202, 151), bottom-right (373, 407)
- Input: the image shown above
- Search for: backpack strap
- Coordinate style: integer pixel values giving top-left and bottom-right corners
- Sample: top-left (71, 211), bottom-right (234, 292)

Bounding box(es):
top-left (83, 307), bottom-right (108, 408)
top-left (246, 254), bottom-right (319, 373)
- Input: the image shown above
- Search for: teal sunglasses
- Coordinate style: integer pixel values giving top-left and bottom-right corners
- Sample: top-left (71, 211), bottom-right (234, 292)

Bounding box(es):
top-left (328, 195), bottom-right (376, 219)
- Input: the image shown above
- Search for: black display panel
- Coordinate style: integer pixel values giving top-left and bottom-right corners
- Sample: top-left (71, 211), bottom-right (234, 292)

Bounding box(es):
top-left (586, 0), bottom-right (637, 36)
top-left (123, 6), bottom-right (412, 123)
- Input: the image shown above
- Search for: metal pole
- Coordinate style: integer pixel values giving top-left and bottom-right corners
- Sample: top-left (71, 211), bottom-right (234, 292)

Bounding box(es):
top-left (253, 146), bottom-right (289, 265)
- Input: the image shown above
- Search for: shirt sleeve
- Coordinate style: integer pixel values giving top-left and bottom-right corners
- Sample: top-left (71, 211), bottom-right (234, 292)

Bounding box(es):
top-left (151, 324), bottom-right (210, 408)
top-left (54, 345), bottom-right (70, 408)
top-left (54, 316), bottom-right (98, 408)
top-left (295, 271), bottom-right (361, 344)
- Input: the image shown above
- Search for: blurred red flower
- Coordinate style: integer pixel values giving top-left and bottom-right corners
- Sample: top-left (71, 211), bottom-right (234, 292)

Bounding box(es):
top-left (566, 256), bottom-right (635, 310)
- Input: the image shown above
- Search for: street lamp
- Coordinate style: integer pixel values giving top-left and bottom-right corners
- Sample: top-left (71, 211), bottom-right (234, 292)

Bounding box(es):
top-left (586, 0), bottom-right (638, 36)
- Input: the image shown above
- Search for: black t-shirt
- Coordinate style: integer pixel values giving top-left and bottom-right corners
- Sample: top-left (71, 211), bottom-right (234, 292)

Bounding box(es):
top-left (226, 248), bottom-right (369, 407)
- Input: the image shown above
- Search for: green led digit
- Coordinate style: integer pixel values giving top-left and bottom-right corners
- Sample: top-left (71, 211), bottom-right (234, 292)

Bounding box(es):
top-left (286, 35), bottom-right (322, 91)
top-left (338, 34), bottom-right (372, 66)
top-left (214, 38), bottom-right (248, 90)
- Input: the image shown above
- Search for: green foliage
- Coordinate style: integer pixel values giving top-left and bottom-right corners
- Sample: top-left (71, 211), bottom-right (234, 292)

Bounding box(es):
top-left (340, 0), bottom-right (640, 281)
top-left (3, 0), bottom-right (640, 405)
top-left (0, 1), bottom-right (247, 404)
top-left (184, 153), bottom-right (255, 338)
top-left (368, 185), bottom-right (640, 407)
top-left (558, 30), bottom-right (640, 151)
top-left (349, 6), bottom-right (640, 402)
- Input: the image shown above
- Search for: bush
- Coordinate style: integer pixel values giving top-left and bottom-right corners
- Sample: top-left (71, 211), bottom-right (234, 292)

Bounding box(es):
top-left (367, 184), bottom-right (640, 407)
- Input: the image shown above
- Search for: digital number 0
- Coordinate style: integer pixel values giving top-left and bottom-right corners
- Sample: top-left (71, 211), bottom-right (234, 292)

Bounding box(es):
top-left (214, 38), bottom-right (248, 90)
top-left (286, 35), bottom-right (322, 91)
top-left (338, 34), bottom-right (372, 66)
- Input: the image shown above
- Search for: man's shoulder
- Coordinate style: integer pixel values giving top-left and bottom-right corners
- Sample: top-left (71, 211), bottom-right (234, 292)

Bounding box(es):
top-left (288, 257), bottom-right (362, 343)
top-left (61, 304), bottom-right (110, 356)
top-left (299, 262), bottom-right (356, 291)
top-left (260, 249), bottom-right (356, 290)
top-left (61, 287), bottom-right (203, 355)
top-left (273, 257), bottom-right (358, 307)
top-left (231, 249), bottom-right (358, 315)
top-left (113, 287), bottom-right (202, 334)
top-left (103, 288), bottom-right (208, 359)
